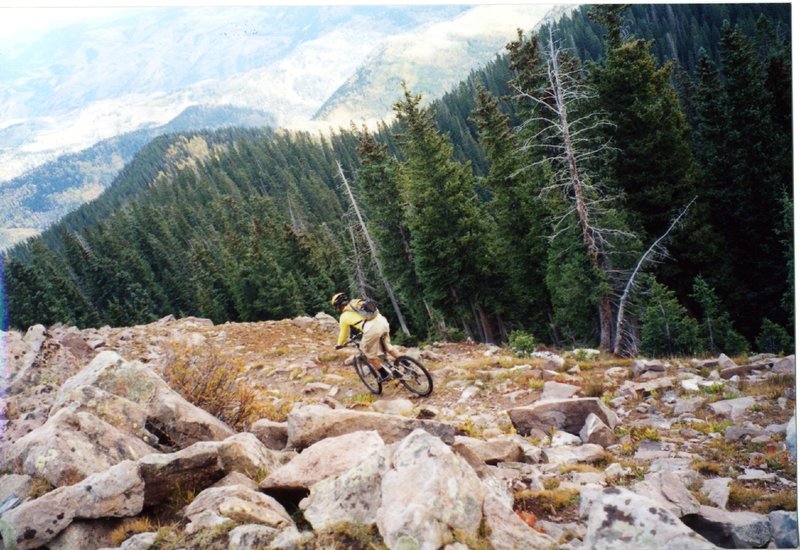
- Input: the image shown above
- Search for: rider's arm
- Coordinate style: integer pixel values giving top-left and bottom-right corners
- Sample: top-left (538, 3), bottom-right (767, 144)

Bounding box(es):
top-left (336, 310), bottom-right (363, 346)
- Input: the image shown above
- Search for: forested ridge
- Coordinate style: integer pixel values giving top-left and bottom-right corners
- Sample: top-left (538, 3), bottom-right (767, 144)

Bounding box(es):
top-left (4, 4), bottom-right (793, 358)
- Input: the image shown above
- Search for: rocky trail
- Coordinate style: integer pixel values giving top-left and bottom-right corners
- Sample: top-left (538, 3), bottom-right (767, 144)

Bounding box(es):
top-left (0, 313), bottom-right (797, 549)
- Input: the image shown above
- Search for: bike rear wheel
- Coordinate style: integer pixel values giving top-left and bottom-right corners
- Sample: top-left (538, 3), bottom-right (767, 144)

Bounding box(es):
top-left (354, 355), bottom-right (382, 395)
top-left (393, 356), bottom-right (433, 396)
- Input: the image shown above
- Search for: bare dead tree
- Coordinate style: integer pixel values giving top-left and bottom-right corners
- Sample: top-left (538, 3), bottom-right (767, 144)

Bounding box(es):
top-left (336, 160), bottom-right (411, 336)
top-left (345, 218), bottom-right (369, 297)
top-left (511, 29), bottom-right (631, 351)
top-left (613, 197), bottom-right (696, 356)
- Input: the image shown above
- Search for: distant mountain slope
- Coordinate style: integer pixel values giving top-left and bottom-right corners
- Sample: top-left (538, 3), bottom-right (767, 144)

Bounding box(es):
top-left (313, 4), bottom-right (569, 127)
top-left (0, 5), bottom-right (470, 183)
top-left (0, 105), bottom-right (274, 251)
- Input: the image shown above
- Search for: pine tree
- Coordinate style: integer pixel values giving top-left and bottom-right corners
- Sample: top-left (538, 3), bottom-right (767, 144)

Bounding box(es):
top-left (691, 275), bottom-right (749, 355)
top-left (393, 85), bottom-right (499, 343)
top-left (639, 276), bottom-right (701, 357)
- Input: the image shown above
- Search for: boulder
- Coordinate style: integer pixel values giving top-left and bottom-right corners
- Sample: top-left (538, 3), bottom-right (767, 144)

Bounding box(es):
top-left (540, 381), bottom-right (580, 400)
top-left (581, 486), bottom-right (717, 550)
top-left (119, 532), bottom-right (158, 550)
top-left (452, 436), bottom-right (524, 465)
top-left (138, 442), bottom-right (226, 507)
top-left (47, 519), bottom-right (119, 550)
top-left (57, 351), bottom-right (234, 449)
top-left (5, 325), bottom-right (47, 396)
top-left (716, 354), bottom-right (739, 370)
top-left (632, 470), bottom-right (700, 518)
top-left (261, 431), bottom-right (385, 492)
top-left (216, 433), bottom-right (282, 479)
top-left (787, 412), bottom-right (796, 458)
top-left (183, 484), bottom-right (292, 534)
top-left (542, 444), bottom-right (605, 466)
top-left (482, 492), bottom-right (557, 549)
top-left (376, 429), bottom-right (486, 550)
top-left (707, 396), bottom-right (756, 422)
top-left (772, 355), bottom-right (795, 375)
top-left (632, 360), bottom-right (667, 378)
top-left (0, 475), bottom-right (33, 504)
top-left (249, 419), bottom-right (289, 450)
top-left (579, 413), bottom-right (617, 448)
top-left (300, 447), bottom-right (391, 530)
top-left (0, 460), bottom-right (144, 550)
top-left (701, 477), bottom-right (731, 510)
top-left (285, 404), bottom-right (454, 449)
top-left (227, 524), bottom-right (281, 550)
top-left (682, 505), bottom-right (771, 549)
top-left (50, 384), bottom-right (157, 447)
top-left (0, 408), bottom-right (156, 487)
top-left (508, 398), bottom-right (617, 436)
top-left (673, 396), bottom-right (705, 415)
top-left (371, 398), bottom-right (415, 416)
top-left (769, 510), bottom-right (799, 549)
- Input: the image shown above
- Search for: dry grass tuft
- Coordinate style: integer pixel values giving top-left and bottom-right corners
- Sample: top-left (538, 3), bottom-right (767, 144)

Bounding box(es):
top-left (514, 488), bottom-right (580, 517)
top-left (164, 343), bottom-right (274, 430)
top-left (728, 481), bottom-right (798, 513)
top-left (110, 517), bottom-right (156, 547)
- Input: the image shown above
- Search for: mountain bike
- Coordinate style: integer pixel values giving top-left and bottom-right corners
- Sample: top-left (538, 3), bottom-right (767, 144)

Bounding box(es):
top-left (340, 335), bottom-right (433, 397)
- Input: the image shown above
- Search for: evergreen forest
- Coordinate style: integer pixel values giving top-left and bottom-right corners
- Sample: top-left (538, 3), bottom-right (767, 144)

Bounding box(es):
top-left (4, 4), bottom-right (794, 358)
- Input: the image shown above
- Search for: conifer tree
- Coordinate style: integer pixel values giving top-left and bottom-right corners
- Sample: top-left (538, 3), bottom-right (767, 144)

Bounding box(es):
top-left (393, 85), bottom-right (498, 343)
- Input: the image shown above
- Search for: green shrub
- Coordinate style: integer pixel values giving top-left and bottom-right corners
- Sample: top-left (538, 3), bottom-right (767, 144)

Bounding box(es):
top-left (756, 318), bottom-right (793, 355)
top-left (507, 330), bottom-right (537, 356)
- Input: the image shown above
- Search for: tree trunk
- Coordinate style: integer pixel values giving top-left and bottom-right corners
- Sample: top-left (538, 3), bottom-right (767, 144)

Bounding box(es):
top-left (337, 161), bottom-right (410, 336)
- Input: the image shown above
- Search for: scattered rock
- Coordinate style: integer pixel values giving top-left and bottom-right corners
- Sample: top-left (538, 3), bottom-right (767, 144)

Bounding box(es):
top-left (452, 435), bottom-right (524, 464)
top-left (0, 408), bottom-right (156, 487)
top-left (701, 477), bottom-right (731, 510)
top-left (507, 398), bottom-right (617, 436)
top-left (184, 484), bottom-right (292, 534)
top-left (542, 444), bottom-right (605, 465)
top-left (769, 510), bottom-right (799, 549)
top-left (581, 486), bottom-right (717, 549)
top-left (0, 460), bottom-right (145, 550)
top-left (285, 404), bottom-right (455, 449)
top-left (540, 381), bottom-right (580, 400)
top-left (683, 505), bottom-right (771, 549)
top-left (261, 431), bottom-right (385, 492)
top-left (579, 413), bottom-right (617, 448)
top-left (707, 396), bottom-right (756, 422)
top-left (249, 419), bottom-right (289, 450)
top-left (632, 359), bottom-right (667, 378)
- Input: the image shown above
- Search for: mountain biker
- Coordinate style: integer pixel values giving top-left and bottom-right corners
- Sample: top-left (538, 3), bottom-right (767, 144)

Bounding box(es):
top-left (331, 292), bottom-right (399, 381)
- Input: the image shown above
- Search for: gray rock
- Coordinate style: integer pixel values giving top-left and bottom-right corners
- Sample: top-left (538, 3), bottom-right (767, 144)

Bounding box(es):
top-left (376, 429), bottom-right (486, 550)
top-left (632, 470), bottom-right (700, 518)
top-left (787, 412), bottom-right (796, 458)
top-left (261, 430), bottom-right (385, 492)
top-left (707, 396), bottom-right (756, 422)
top-left (57, 351), bottom-right (234, 448)
top-left (701, 477), bottom-right (731, 510)
top-left (724, 425), bottom-right (767, 443)
top-left (0, 408), bottom-right (156, 487)
top-left (300, 446), bottom-right (390, 529)
top-left (673, 397), bottom-right (705, 415)
top-left (371, 398), bottom-right (415, 416)
top-left (508, 398), bottom-right (618, 436)
top-left (632, 359), bottom-right (667, 378)
top-left (452, 435), bottom-right (524, 464)
top-left (769, 510), bottom-right (799, 549)
top-left (249, 418), bottom-right (289, 450)
top-left (579, 413), bottom-right (617, 448)
top-left (581, 486), bottom-right (717, 549)
top-left (119, 531), bottom-right (158, 550)
top-left (717, 353), bottom-right (739, 370)
top-left (183, 484), bottom-right (292, 534)
top-left (0, 460), bottom-right (145, 550)
top-left (551, 430), bottom-right (582, 446)
top-left (228, 524), bottom-right (280, 550)
top-left (540, 381), bottom-right (580, 400)
top-left (47, 519), bottom-right (118, 550)
top-left (683, 505), bottom-right (770, 549)
top-left (138, 441), bottom-right (226, 507)
top-left (286, 404), bottom-right (454, 450)
top-left (542, 444), bottom-right (606, 466)
top-left (0, 474), bottom-right (33, 504)
top-left (772, 355), bottom-right (795, 375)
top-left (483, 492), bottom-right (558, 549)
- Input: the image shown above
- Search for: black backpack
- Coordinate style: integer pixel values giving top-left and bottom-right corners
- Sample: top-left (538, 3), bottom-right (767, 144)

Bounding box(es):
top-left (348, 298), bottom-right (379, 320)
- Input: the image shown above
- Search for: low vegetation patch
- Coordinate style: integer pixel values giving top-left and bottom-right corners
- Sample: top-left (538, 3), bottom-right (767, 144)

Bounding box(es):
top-left (110, 517), bottom-right (156, 547)
top-left (514, 488), bottom-right (581, 520)
top-left (164, 343), bottom-right (272, 430)
top-left (301, 522), bottom-right (387, 550)
top-left (728, 481), bottom-right (798, 513)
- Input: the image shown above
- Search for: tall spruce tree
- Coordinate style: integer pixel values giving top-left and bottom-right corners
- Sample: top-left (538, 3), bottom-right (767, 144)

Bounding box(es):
top-left (393, 85), bottom-right (499, 343)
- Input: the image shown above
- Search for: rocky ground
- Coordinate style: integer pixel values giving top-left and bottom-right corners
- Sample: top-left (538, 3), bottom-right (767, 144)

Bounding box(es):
top-left (0, 313), bottom-right (797, 549)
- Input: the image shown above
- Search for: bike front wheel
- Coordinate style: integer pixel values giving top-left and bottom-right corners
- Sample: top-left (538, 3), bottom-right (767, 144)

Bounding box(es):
top-left (393, 356), bottom-right (433, 397)
top-left (354, 355), bottom-right (382, 395)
